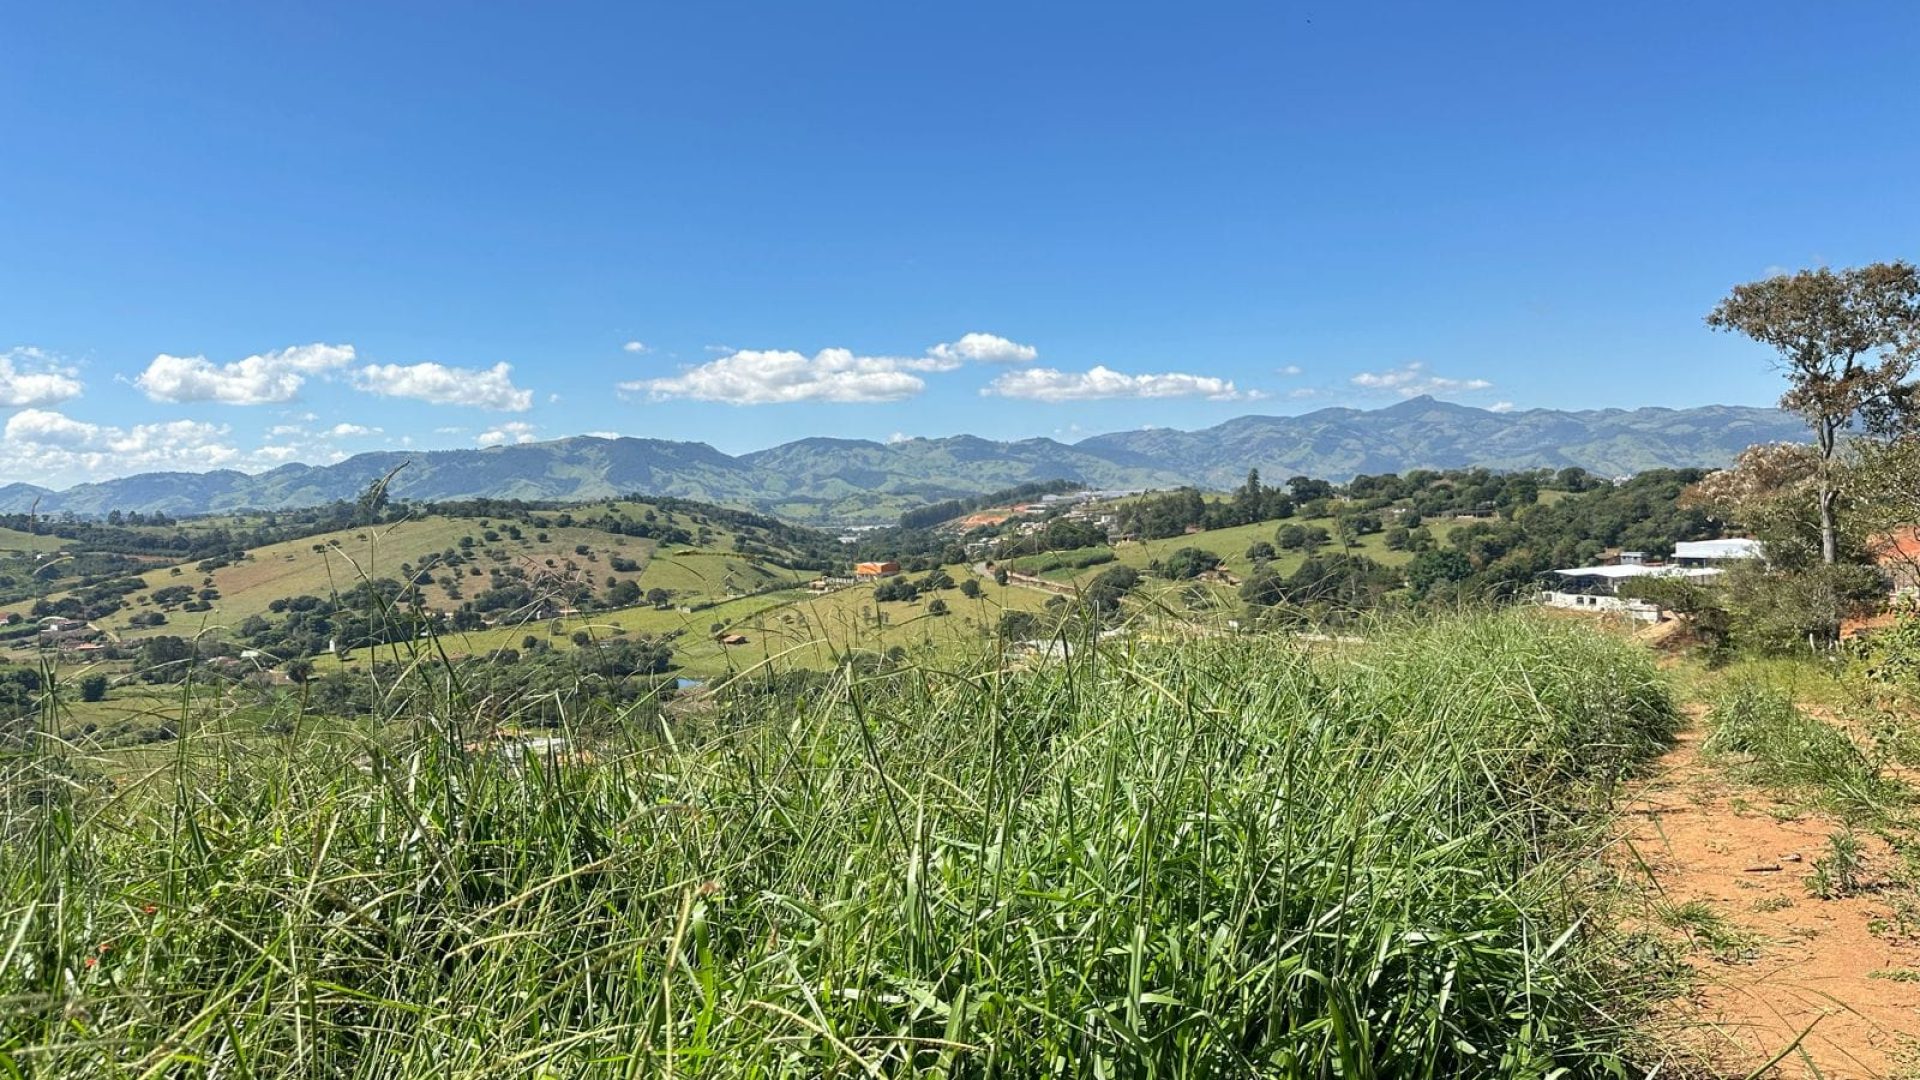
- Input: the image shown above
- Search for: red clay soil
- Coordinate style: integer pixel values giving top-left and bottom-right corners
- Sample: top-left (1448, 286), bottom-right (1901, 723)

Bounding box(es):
top-left (1623, 718), bottom-right (1920, 1077)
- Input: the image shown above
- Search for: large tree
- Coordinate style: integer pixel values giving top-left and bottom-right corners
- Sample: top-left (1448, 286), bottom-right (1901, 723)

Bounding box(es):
top-left (1707, 262), bottom-right (1920, 563)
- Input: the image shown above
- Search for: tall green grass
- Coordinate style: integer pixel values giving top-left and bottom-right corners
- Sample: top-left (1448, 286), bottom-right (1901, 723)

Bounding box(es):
top-left (1702, 681), bottom-right (1909, 822)
top-left (2, 612), bottom-right (1675, 1077)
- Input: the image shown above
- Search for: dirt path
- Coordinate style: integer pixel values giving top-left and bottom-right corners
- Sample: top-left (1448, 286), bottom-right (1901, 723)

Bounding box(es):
top-left (1624, 713), bottom-right (1920, 1077)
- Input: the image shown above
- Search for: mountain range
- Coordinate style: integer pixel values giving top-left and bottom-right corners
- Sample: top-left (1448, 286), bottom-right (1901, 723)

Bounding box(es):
top-left (1, 397), bottom-right (1804, 523)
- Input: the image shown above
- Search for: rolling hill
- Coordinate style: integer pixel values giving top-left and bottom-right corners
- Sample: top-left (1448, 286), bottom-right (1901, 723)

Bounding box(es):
top-left (0, 398), bottom-right (1804, 522)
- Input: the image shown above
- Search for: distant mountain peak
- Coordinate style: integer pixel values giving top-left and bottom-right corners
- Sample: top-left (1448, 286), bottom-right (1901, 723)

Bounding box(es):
top-left (1, 400), bottom-right (1803, 523)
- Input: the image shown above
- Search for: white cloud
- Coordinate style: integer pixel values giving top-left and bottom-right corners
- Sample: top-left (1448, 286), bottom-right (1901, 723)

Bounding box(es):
top-left (623, 331), bottom-right (1041, 404)
top-left (1, 408), bottom-right (248, 483)
top-left (267, 423), bottom-right (307, 437)
top-left (135, 343), bottom-right (355, 405)
top-left (477, 421), bottom-right (539, 446)
top-left (328, 422), bottom-right (381, 437)
top-left (252, 444), bottom-right (302, 463)
top-left (982, 365), bottom-right (1249, 403)
top-left (926, 332), bottom-right (1037, 366)
top-left (1488, 401), bottom-right (1517, 413)
top-left (1350, 361), bottom-right (1492, 399)
top-left (353, 361), bottom-right (533, 411)
top-left (624, 348), bottom-right (926, 405)
top-left (0, 348), bottom-right (84, 407)
top-left (885, 431), bottom-right (913, 444)
top-left (583, 430), bottom-right (622, 439)
top-left (623, 341), bottom-right (649, 354)
top-left (1278, 364), bottom-right (1303, 376)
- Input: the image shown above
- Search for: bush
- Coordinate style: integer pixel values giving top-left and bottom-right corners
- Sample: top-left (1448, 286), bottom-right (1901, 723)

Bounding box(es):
top-left (1721, 561), bottom-right (1888, 653)
top-left (78, 674), bottom-right (109, 702)
top-left (1155, 547), bottom-right (1221, 580)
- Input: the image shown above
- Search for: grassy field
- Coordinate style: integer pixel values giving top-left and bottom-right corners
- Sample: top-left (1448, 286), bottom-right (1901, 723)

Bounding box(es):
top-left (0, 527), bottom-right (70, 554)
top-left (55, 512), bottom-right (811, 646)
top-left (2, 611), bottom-right (1680, 1077)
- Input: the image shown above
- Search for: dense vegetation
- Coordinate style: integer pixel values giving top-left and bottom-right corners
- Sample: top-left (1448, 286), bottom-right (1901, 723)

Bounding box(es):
top-left (3, 612), bottom-right (1677, 1077)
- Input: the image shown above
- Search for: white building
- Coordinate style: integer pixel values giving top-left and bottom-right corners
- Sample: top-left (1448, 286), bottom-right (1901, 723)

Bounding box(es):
top-left (1673, 538), bottom-right (1764, 565)
top-left (1540, 564), bottom-right (1722, 621)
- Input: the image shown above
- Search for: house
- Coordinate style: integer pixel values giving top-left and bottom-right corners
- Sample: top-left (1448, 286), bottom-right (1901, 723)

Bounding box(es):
top-left (1673, 538), bottom-right (1764, 567)
top-left (718, 633), bottom-right (749, 646)
top-left (1540, 563), bottom-right (1720, 621)
top-left (39, 618), bottom-right (96, 642)
top-left (855, 561), bottom-right (900, 579)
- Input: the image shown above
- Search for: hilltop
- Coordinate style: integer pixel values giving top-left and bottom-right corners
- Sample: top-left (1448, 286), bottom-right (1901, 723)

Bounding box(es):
top-left (0, 399), bottom-right (1803, 523)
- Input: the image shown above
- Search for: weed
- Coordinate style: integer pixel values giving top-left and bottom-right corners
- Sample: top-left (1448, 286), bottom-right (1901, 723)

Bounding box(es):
top-left (1659, 900), bottom-right (1762, 963)
top-left (1807, 828), bottom-right (1869, 899)
top-left (1704, 682), bottom-right (1906, 822)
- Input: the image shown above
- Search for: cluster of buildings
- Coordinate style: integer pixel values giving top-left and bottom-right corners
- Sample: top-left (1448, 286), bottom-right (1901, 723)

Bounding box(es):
top-left (1542, 539), bottom-right (1764, 620)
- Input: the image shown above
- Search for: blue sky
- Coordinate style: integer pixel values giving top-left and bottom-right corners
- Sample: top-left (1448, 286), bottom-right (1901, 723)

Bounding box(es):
top-left (2, 2), bottom-right (1917, 487)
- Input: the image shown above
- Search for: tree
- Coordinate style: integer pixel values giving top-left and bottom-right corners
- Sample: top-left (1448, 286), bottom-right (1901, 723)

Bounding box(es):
top-left (1407, 549), bottom-right (1473, 596)
top-left (1681, 442), bottom-right (1823, 567)
top-left (1157, 547), bottom-right (1221, 581)
top-left (1238, 567), bottom-right (1285, 608)
top-left (79, 673), bottom-right (109, 702)
top-left (1085, 565), bottom-right (1142, 614)
top-left (1707, 262), bottom-right (1920, 563)
top-left (997, 610), bottom-right (1040, 641)
top-left (959, 579), bottom-right (982, 599)
top-left (1848, 434), bottom-right (1920, 587)
top-left (926, 598), bottom-right (949, 616)
top-left (285, 658), bottom-right (315, 684)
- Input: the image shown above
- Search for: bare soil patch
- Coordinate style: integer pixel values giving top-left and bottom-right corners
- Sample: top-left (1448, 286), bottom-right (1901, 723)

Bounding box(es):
top-left (1625, 715), bottom-right (1920, 1077)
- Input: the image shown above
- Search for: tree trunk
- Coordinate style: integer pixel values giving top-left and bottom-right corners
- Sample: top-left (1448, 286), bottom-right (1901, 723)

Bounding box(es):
top-left (1818, 482), bottom-right (1838, 564)
top-left (1817, 417), bottom-right (1839, 564)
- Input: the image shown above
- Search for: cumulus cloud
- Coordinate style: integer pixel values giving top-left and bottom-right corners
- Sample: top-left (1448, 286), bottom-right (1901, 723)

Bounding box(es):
top-left (477, 421), bottom-right (539, 446)
top-left (1278, 364), bottom-right (1303, 376)
top-left (135, 343), bottom-right (355, 405)
top-left (624, 348), bottom-right (926, 405)
top-left (0, 408), bottom-right (251, 483)
top-left (926, 332), bottom-right (1037, 366)
top-left (328, 422), bottom-right (381, 437)
top-left (1488, 401), bottom-right (1517, 413)
top-left (353, 361), bottom-right (533, 411)
top-left (622, 331), bottom-right (1039, 405)
top-left (622, 341), bottom-right (649, 354)
top-left (982, 365), bottom-right (1250, 403)
top-left (1349, 361), bottom-right (1492, 398)
top-left (0, 348), bottom-right (84, 407)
